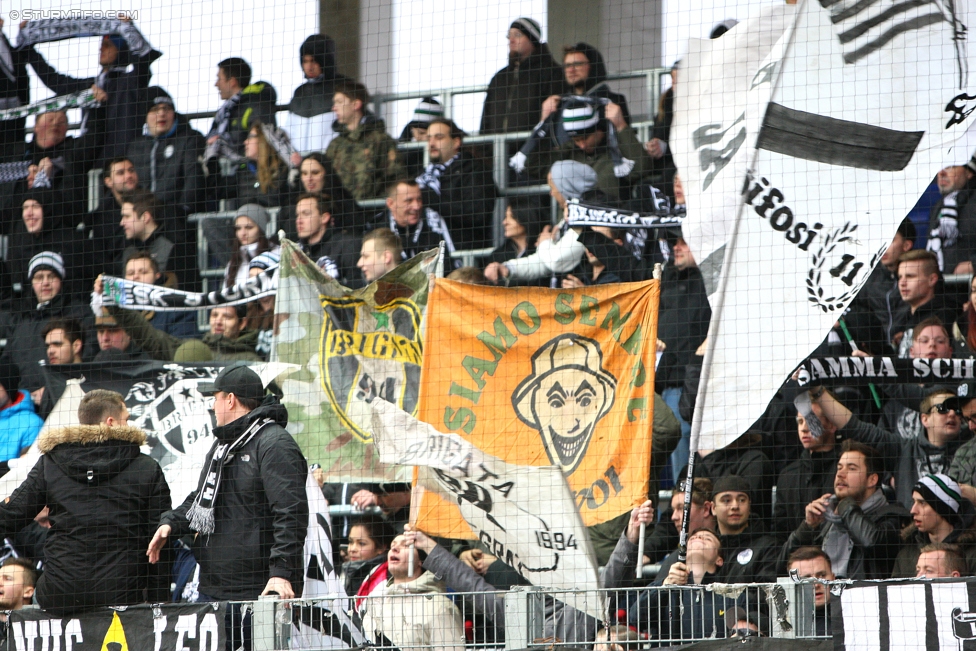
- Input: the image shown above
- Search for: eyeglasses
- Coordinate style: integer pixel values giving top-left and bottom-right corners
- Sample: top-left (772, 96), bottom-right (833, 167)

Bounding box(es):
top-left (930, 403), bottom-right (962, 416)
top-left (564, 62), bottom-right (588, 69)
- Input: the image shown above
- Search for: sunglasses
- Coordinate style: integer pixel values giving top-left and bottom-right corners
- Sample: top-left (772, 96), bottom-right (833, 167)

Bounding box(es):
top-left (930, 403), bottom-right (962, 416)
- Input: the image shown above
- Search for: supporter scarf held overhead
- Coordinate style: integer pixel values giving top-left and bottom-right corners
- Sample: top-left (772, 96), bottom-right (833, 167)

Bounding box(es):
top-left (14, 18), bottom-right (155, 56)
top-left (509, 95), bottom-right (635, 178)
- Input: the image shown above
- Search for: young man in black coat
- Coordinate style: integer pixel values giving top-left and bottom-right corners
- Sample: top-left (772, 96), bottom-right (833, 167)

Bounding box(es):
top-left (0, 390), bottom-right (171, 616)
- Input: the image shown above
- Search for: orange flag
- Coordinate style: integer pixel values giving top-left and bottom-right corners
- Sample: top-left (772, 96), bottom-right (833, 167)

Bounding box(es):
top-left (415, 278), bottom-right (659, 538)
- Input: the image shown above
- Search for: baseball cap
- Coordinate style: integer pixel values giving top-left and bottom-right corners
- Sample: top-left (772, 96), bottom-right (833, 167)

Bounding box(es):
top-left (198, 363), bottom-right (266, 400)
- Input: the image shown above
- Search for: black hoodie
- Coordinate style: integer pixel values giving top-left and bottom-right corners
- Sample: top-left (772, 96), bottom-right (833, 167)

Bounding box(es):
top-left (289, 35), bottom-right (348, 119)
top-left (0, 424), bottom-right (171, 616)
top-left (560, 43), bottom-right (631, 125)
top-left (162, 396), bottom-right (309, 600)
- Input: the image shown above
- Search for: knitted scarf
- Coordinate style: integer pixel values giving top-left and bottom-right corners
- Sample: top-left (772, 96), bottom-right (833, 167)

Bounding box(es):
top-left (416, 153), bottom-right (459, 196)
top-left (206, 92), bottom-right (242, 140)
top-left (509, 95), bottom-right (634, 178)
top-left (186, 416), bottom-right (271, 535)
top-left (0, 88), bottom-right (97, 122)
top-left (15, 18), bottom-right (154, 56)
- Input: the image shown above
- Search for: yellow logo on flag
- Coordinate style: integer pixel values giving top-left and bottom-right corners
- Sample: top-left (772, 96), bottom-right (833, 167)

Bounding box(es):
top-left (415, 279), bottom-right (659, 536)
top-left (100, 612), bottom-right (129, 651)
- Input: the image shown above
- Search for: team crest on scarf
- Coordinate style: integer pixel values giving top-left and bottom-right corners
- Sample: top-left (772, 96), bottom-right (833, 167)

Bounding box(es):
top-left (318, 295), bottom-right (423, 442)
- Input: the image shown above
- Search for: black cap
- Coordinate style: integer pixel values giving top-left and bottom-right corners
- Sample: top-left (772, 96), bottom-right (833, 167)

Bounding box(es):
top-left (711, 475), bottom-right (752, 500)
top-left (198, 363), bottom-right (265, 400)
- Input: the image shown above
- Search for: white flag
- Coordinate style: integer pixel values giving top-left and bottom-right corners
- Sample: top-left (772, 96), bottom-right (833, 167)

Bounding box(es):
top-left (674, 0), bottom-right (976, 451)
top-left (291, 471), bottom-right (367, 649)
top-left (366, 398), bottom-right (605, 620)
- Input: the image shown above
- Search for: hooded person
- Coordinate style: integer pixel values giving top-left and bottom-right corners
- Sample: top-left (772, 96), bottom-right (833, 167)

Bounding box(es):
top-left (0, 389), bottom-right (171, 616)
top-left (125, 86), bottom-right (206, 220)
top-left (6, 193), bottom-right (86, 300)
top-left (543, 42), bottom-right (631, 125)
top-left (480, 17), bottom-right (563, 135)
top-left (284, 34), bottom-right (350, 156)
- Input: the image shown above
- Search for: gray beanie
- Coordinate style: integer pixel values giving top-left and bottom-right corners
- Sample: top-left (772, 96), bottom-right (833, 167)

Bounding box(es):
top-left (550, 161), bottom-right (598, 200)
top-left (236, 204), bottom-right (270, 235)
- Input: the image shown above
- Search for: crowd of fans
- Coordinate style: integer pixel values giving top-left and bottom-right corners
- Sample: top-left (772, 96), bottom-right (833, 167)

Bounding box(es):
top-left (0, 12), bottom-right (975, 648)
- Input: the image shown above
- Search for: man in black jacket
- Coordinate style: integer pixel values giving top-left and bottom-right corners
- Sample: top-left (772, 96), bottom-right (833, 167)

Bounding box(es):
top-left (0, 389), bottom-right (171, 616)
top-left (540, 43), bottom-right (631, 126)
top-left (416, 119), bottom-right (497, 250)
top-left (781, 440), bottom-right (910, 579)
top-left (25, 22), bottom-right (161, 163)
top-left (118, 189), bottom-right (199, 291)
top-left (149, 364), bottom-right (308, 641)
top-left (710, 476), bottom-right (777, 583)
top-left (126, 87), bottom-right (206, 223)
top-left (296, 193), bottom-right (362, 288)
top-left (480, 17), bottom-right (562, 135)
top-left (367, 179), bottom-right (456, 263)
top-left (284, 34), bottom-right (349, 159)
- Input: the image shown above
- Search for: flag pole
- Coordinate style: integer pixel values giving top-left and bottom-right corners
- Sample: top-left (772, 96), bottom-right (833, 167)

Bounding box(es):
top-left (637, 263), bottom-right (664, 579)
top-left (677, 0), bottom-right (806, 561)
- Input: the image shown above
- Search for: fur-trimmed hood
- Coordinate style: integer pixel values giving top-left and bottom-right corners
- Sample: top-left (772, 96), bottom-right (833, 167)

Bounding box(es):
top-left (38, 425), bottom-right (146, 454)
top-left (40, 425), bottom-right (148, 486)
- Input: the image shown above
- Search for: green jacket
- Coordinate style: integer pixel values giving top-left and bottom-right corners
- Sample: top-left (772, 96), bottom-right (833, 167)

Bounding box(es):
top-left (325, 114), bottom-right (405, 202)
top-left (530, 125), bottom-right (654, 201)
top-left (108, 306), bottom-right (262, 362)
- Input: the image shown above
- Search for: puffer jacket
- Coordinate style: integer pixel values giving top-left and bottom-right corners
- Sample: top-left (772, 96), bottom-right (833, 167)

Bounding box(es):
top-left (161, 397), bottom-right (309, 600)
top-left (325, 114), bottom-right (405, 201)
top-left (0, 390), bottom-right (42, 463)
top-left (0, 424), bottom-right (171, 615)
top-left (359, 566), bottom-right (466, 651)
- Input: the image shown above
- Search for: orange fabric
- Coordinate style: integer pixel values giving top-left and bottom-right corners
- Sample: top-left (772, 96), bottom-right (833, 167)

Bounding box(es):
top-left (415, 279), bottom-right (659, 538)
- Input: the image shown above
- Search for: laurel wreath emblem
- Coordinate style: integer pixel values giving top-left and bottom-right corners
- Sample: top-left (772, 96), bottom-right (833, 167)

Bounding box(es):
top-left (806, 222), bottom-right (882, 313)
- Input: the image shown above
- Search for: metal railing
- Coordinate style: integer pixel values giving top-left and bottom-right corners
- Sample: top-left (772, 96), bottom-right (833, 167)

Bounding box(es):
top-left (224, 580), bottom-right (827, 650)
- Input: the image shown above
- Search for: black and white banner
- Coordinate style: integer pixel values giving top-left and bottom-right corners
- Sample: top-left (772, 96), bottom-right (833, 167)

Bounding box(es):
top-left (839, 578), bottom-right (976, 650)
top-left (102, 269), bottom-right (276, 312)
top-left (793, 356), bottom-right (976, 386)
top-left (565, 199), bottom-right (683, 230)
top-left (365, 397), bottom-right (604, 620)
top-left (672, 0), bottom-right (976, 452)
top-left (6, 603), bottom-right (224, 651)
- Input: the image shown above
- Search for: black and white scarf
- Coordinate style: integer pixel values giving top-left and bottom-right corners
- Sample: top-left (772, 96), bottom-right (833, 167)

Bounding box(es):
top-left (206, 92), bottom-right (242, 141)
top-left (15, 18), bottom-right (154, 57)
top-left (98, 268), bottom-right (277, 312)
top-left (509, 95), bottom-right (634, 178)
top-left (416, 153), bottom-right (458, 196)
top-left (186, 417), bottom-right (271, 535)
top-left (0, 88), bottom-right (97, 122)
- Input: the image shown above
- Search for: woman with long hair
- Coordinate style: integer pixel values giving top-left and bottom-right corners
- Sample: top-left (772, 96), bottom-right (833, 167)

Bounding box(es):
top-left (223, 204), bottom-right (274, 289)
top-left (219, 122), bottom-right (292, 210)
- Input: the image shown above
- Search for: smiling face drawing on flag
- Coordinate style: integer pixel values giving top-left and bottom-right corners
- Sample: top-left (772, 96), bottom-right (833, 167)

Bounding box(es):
top-left (512, 334), bottom-right (617, 475)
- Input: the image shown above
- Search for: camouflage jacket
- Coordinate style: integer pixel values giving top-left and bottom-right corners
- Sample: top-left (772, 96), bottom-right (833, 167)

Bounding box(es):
top-left (325, 114), bottom-right (405, 201)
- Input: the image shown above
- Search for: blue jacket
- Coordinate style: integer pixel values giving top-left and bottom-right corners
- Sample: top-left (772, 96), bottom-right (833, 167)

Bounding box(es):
top-left (0, 391), bottom-right (42, 462)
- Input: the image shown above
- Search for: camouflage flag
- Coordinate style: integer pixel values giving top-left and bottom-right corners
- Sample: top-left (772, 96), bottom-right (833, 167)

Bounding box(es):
top-left (273, 239), bottom-right (438, 481)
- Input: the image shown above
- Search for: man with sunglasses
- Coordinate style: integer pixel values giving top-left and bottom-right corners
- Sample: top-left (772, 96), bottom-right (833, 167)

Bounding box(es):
top-left (808, 386), bottom-right (970, 509)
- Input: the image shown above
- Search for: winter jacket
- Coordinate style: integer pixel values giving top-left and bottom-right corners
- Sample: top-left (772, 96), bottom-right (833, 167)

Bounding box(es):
top-left (0, 32), bottom-right (30, 163)
top-left (420, 545), bottom-right (596, 645)
top-left (126, 118), bottom-right (206, 216)
top-left (325, 114), bottom-right (405, 201)
top-left (891, 519), bottom-right (976, 578)
top-left (528, 125), bottom-right (654, 201)
top-left (367, 209), bottom-right (457, 262)
top-left (0, 391), bottom-right (42, 462)
top-left (301, 229), bottom-right (363, 289)
top-left (161, 397), bottom-right (309, 600)
top-left (480, 45), bottom-right (563, 135)
top-left (359, 566), bottom-right (466, 651)
top-left (839, 415), bottom-right (969, 508)
top-left (342, 554), bottom-right (386, 599)
top-left (895, 292), bottom-right (961, 357)
top-left (503, 225), bottom-right (584, 282)
top-left (107, 304), bottom-right (262, 363)
top-left (285, 35), bottom-right (350, 153)
top-left (558, 43), bottom-right (631, 125)
top-left (0, 424), bottom-right (171, 615)
top-left (950, 436), bottom-right (976, 487)
top-left (26, 44), bottom-right (161, 164)
top-left (781, 490), bottom-right (910, 579)
top-left (656, 262), bottom-right (711, 390)
top-left (416, 151), bottom-right (498, 250)
top-left (119, 222), bottom-right (200, 292)
top-left (0, 293), bottom-right (94, 391)
top-left (626, 568), bottom-right (732, 639)
top-left (773, 447), bottom-right (842, 541)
